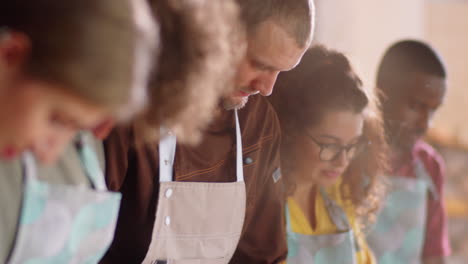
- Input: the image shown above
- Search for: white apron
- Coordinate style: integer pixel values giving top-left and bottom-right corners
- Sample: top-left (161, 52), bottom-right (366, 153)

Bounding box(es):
top-left (142, 110), bottom-right (246, 264)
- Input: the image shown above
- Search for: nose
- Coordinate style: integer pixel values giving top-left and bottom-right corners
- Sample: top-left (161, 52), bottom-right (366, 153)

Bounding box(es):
top-left (253, 71), bottom-right (279, 96)
top-left (416, 110), bottom-right (431, 134)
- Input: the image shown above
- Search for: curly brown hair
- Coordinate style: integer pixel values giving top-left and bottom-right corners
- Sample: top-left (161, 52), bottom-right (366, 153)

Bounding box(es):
top-left (135, 0), bottom-right (245, 144)
top-left (269, 45), bottom-right (388, 223)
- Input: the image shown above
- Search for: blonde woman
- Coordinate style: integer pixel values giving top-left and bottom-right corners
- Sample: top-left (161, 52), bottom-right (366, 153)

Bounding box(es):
top-left (0, 0), bottom-right (157, 263)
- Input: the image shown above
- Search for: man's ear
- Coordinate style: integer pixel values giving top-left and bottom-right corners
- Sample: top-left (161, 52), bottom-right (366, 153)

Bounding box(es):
top-left (0, 31), bottom-right (31, 72)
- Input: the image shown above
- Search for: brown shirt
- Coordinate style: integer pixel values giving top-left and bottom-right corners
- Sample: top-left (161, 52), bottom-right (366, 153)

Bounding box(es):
top-left (100, 95), bottom-right (287, 264)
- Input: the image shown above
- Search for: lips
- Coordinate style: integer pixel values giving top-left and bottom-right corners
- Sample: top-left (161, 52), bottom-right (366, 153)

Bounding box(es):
top-left (236, 90), bottom-right (250, 97)
top-left (321, 170), bottom-right (342, 180)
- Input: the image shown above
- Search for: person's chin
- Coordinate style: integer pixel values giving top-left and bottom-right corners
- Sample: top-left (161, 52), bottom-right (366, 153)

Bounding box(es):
top-left (392, 137), bottom-right (419, 155)
top-left (389, 128), bottom-right (418, 150)
top-left (222, 95), bottom-right (249, 110)
top-left (318, 171), bottom-right (341, 187)
top-left (396, 134), bottom-right (422, 152)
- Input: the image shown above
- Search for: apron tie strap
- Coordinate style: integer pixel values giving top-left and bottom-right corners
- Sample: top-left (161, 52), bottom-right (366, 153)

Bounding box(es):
top-left (414, 158), bottom-right (439, 201)
top-left (75, 133), bottom-right (108, 191)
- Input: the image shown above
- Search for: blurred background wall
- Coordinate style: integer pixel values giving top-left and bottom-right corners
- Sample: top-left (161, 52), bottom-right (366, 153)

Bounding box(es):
top-left (312, 0), bottom-right (468, 263)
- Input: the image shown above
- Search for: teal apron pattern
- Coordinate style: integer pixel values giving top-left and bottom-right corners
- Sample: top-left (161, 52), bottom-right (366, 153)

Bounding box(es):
top-left (367, 158), bottom-right (439, 264)
top-left (286, 189), bottom-right (358, 264)
top-left (7, 134), bottom-right (121, 264)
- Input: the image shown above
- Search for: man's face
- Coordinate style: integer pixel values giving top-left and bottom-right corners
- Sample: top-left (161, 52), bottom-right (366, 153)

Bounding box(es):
top-left (382, 72), bottom-right (446, 152)
top-left (223, 20), bottom-right (309, 110)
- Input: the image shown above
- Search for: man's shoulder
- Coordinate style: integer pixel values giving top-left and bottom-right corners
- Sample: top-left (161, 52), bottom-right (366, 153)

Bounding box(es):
top-left (414, 140), bottom-right (446, 183)
top-left (238, 95), bottom-right (281, 147)
top-left (414, 140), bottom-right (444, 166)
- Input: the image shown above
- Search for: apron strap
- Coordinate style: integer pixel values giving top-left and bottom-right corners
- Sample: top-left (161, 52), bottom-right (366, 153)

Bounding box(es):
top-left (320, 188), bottom-right (351, 232)
top-left (75, 133), bottom-right (108, 191)
top-left (159, 127), bottom-right (177, 183)
top-left (159, 110), bottom-right (244, 183)
top-left (285, 203), bottom-right (293, 233)
top-left (414, 158), bottom-right (439, 201)
top-left (234, 110), bottom-right (244, 182)
top-left (21, 151), bottom-right (37, 181)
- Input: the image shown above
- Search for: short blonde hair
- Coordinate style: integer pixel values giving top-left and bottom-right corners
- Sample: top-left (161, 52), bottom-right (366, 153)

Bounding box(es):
top-left (1, 0), bottom-right (158, 119)
top-left (136, 0), bottom-right (245, 144)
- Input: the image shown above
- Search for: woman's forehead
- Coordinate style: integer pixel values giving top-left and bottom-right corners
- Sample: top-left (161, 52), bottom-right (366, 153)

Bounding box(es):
top-left (306, 110), bottom-right (364, 142)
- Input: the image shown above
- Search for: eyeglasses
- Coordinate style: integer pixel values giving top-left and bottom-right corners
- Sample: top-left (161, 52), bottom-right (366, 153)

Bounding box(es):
top-left (307, 135), bottom-right (369, 162)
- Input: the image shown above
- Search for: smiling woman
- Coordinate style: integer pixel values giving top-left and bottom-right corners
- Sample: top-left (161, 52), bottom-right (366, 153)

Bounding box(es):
top-left (0, 0), bottom-right (157, 163)
top-left (269, 45), bottom-right (388, 264)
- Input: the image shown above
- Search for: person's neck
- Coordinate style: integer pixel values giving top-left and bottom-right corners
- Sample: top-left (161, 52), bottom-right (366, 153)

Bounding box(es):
top-left (291, 172), bottom-right (318, 197)
top-left (213, 104), bottom-right (226, 118)
top-left (390, 143), bottom-right (413, 171)
top-left (290, 173), bottom-right (319, 230)
top-left (205, 105), bottom-right (234, 133)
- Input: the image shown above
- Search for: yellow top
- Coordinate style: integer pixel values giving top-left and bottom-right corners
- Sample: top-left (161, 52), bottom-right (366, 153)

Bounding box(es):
top-left (286, 181), bottom-right (376, 264)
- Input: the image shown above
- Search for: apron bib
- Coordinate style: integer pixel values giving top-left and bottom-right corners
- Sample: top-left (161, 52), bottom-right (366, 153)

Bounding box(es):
top-left (286, 189), bottom-right (358, 264)
top-left (142, 110), bottom-right (246, 264)
top-left (367, 159), bottom-right (438, 264)
top-left (7, 134), bottom-right (121, 264)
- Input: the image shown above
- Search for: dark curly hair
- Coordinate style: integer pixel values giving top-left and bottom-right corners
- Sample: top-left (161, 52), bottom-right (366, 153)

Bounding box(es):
top-left (269, 45), bottom-right (388, 223)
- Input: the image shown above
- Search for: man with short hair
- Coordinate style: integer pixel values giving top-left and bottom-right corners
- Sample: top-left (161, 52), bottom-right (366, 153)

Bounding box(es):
top-left (368, 40), bottom-right (451, 264)
top-left (102, 0), bottom-right (315, 263)
top-left (225, 0), bottom-right (314, 110)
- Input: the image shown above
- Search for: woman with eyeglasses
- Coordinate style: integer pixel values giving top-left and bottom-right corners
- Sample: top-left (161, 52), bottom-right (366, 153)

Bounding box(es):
top-left (269, 45), bottom-right (388, 264)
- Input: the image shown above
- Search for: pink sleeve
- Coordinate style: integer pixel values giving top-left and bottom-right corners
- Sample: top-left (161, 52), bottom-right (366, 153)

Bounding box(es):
top-left (422, 151), bottom-right (452, 258)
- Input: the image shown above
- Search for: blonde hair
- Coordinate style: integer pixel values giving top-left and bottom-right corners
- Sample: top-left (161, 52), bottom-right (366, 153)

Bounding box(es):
top-left (136, 0), bottom-right (245, 144)
top-left (1, 0), bottom-right (158, 120)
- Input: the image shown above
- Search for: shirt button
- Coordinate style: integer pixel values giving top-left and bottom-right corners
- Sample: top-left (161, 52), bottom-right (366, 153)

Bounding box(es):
top-left (244, 157), bottom-right (253, 165)
top-left (165, 216), bottom-right (171, 226)
top-left (165, 188), bottom-right (173, 198)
